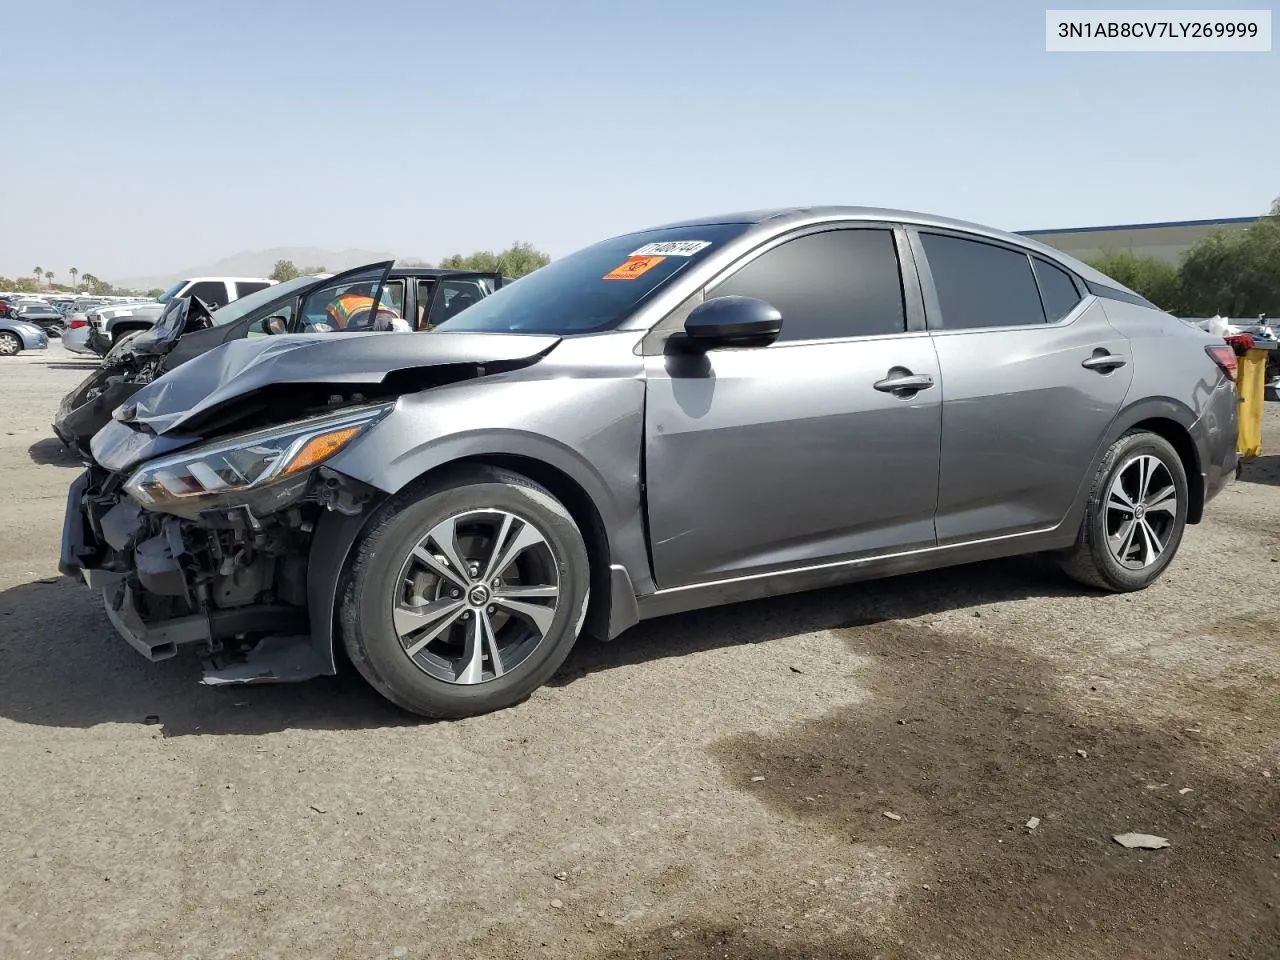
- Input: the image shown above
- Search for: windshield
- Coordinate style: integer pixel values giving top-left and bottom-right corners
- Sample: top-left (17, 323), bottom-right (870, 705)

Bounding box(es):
top-left (156, 280), bottom-right (188, 303)
top-left (433, 223), bottom-right (751, 335)
top-left (211, 274), bottom-right (321, 327)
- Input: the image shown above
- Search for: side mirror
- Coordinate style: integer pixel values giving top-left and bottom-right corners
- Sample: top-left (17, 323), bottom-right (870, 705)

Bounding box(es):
top-left (682, 296), bottom-right (782, 350)
top-left (263, 316), bottom-right (288, 335)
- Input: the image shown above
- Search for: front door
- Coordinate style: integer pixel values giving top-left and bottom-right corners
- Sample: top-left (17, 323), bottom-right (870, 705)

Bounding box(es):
top-left (643, 225), bottom-right (943, 589)
top-left (911, 230), bottom-right (1134, 543)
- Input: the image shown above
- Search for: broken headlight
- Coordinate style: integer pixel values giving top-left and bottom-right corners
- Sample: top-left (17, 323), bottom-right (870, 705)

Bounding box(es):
top-left (123, 404), bottom-right (392, 515)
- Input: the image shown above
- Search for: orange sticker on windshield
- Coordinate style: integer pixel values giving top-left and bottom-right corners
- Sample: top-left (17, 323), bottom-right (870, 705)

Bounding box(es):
top-left (603, 255), bottom-right (666, 281)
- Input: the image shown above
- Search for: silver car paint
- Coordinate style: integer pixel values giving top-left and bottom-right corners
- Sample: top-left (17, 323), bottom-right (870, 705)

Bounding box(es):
top-left (85, 206), bottom-right (1241, 661)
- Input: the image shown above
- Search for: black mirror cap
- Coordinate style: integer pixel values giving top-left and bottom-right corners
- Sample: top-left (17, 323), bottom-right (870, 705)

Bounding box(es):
top-left (682, 296), bottom-right (782, 349)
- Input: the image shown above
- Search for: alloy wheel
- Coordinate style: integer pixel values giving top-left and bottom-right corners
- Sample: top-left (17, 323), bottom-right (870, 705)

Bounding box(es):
top-left (391, 509), bottom-right (561, 684)
top-left (0, 333), bottom-right (19, 356)
top-left (1105, 454), bottom-right (1178, 569)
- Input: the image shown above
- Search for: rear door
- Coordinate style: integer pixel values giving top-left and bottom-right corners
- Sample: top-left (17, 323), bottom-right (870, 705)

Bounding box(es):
top-left (642, 224), bottom-right (943, 588)
top-left (910, 228), bottom-right (1133, 544)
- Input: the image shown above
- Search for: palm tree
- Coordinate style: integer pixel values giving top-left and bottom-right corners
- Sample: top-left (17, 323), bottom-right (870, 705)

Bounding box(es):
top-left (70, 267), bottom-right (79, 290)
top-left (45, 270), bottom-right (56, 289)
top-left (32, 267), bottom-right (43, 287)
top-left (81, 272), bottom-right (98, 293)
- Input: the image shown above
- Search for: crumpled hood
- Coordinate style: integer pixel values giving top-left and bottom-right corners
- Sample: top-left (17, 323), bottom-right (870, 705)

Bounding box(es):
top-left (119, 330), bottom-right (562, 435)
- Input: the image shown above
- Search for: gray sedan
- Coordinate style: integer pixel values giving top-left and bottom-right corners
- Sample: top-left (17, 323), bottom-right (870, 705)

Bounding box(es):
top-left (62, 206), bottom-right (1239, 719)
top-left (0, 316), bottom-right (49, 355)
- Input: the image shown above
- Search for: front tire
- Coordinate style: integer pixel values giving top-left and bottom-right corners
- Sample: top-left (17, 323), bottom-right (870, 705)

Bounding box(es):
top-left (0, 332), bottom-right (20, 356)
top-left (339, 466), bottom-right (590, 718)
top-left (1059, 430), bottom-right (1189, 592)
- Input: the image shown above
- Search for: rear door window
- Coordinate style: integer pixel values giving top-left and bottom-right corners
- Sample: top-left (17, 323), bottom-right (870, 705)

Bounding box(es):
top-left (235, 281), bottom-right (272, 299)
top-left (1033, 257), bottom-right (1084, 323)
top-left (919, 233), bottom-right (1046, 329)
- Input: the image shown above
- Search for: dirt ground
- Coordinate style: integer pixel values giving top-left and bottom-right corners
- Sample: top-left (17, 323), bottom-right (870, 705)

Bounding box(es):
top-left (1, 340), bottom-right (1278, 960)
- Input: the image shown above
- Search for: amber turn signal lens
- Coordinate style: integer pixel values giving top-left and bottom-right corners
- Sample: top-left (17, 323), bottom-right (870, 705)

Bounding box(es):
top-left (280, 426), bottom-right (362, 477)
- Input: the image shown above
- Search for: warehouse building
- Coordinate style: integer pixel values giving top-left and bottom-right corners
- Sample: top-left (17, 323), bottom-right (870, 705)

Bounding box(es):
top-left (1018, 216), bottom-right (1258, 266)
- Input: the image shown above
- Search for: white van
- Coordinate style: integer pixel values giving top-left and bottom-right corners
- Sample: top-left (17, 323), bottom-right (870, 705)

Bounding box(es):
top-left (156, 276), bottom-right (276, 310)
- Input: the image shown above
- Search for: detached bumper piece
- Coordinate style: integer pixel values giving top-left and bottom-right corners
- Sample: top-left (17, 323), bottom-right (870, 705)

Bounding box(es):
top-left (101, 577), bottom-right (307, 664)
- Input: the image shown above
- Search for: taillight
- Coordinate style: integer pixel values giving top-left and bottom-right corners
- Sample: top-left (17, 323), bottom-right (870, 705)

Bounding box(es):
top-left (67, 318), bottom-right (88, 329)
top-left (1206, 344), bottom-right (1238, 382)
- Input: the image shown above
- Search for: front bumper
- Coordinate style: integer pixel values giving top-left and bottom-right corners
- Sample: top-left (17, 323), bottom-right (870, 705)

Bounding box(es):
top-left (61, 468), bottom-right (335, 684)
top-left (17, 327), bottom-right (48, 350)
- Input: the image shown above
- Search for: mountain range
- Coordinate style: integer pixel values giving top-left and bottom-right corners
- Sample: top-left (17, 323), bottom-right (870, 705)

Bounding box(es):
top-left (115, 246), bottom-right (412, 291)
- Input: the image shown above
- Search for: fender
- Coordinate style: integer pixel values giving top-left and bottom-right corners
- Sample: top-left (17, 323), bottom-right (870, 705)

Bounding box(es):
top-left (309, 419), bottom-right (651, 671)
top-left (305, 501), bottom-right (386, 676)
top-left (1057, 394), bottom-right (1206, 539)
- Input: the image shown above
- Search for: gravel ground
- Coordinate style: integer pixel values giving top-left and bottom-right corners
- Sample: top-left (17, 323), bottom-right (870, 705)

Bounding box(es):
top-left (1, 340), bottom-right (1278, 960)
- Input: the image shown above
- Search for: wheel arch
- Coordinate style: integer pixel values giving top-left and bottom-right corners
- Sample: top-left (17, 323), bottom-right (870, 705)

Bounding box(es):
top-left (110, 320), bottom-right (153, 340)
top-left (307, 448), bottom-right (639, 678)
top-left (1100, 397), bottom-right (1206, 524)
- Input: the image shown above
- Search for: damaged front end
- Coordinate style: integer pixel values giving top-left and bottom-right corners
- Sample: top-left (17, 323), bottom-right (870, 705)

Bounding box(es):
top-left (53, 297), bottom-right (213, 458)
top-left (59, 327), bottom-right (562, 687)
top-left (60, 404), bottom-right (392, 685)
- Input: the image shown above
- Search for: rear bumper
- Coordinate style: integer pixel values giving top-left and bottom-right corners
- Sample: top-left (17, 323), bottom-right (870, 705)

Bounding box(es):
top-left (1194, 377), bottom-right (1241, 511)
top-left (61, 327), bottom-right (94, 354)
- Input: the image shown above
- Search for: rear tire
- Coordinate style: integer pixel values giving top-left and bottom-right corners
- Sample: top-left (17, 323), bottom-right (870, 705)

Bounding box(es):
top-left (338, 466), bottom-right (590, 718)
top-left (0, 332), bottom-right (20, 356)
top-left (1059, 430), bottom-right (1188, 592)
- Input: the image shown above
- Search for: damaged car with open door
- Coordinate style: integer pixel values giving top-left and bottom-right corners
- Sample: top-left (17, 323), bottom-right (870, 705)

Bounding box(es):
top-left (52, 262), bottom-right (506, 457)
top-left (59, 207), bottom-right (1239, 720)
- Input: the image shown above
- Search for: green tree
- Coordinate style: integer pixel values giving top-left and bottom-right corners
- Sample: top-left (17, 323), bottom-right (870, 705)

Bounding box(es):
top-left (1086, 250), bottom-right (1183, 313)
top-left (439, 242), bottom-right (550, 279)
top-left (270, 259), bottom-right (300, 282)
top-left (44, 270), bottom-right (55, 288)
top-left (69, 267), bottom-right (79, 290)
top-left (1176, 197), bottom-right (1280, 317)
top-left (32, 266), bottom-right (43, 287)
top-left (146, 288), bottom-right (164, 298)
top-left (298, 264), bottom-right (327, 275)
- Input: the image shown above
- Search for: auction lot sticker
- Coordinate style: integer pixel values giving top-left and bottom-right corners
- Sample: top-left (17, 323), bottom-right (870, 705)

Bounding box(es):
top-left (603, 256), bottom-right (666, 281)
top-left (630, 240), bottom-right (711, 257)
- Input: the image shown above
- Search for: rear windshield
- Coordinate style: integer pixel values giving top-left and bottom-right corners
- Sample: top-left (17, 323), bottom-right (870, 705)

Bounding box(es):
top-left (433, 223), bottom-right (750, 335)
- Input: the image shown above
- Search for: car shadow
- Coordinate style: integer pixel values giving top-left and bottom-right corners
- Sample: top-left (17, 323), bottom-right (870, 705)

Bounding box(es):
top-left (549, 556), bottom-right (1077, 686)
top-left (39, 360), bottom-right (100, 370)
top-left (1238, 454), bottom-right (1280, 488)
top-left (0, 578), bottom-right (415, 737)
top-left (28, 436), bottom-right (85, 467)
top-left (0, 558), bottom-right (1074, 738)
top-left (596, 620), bottom-right (1280, 959)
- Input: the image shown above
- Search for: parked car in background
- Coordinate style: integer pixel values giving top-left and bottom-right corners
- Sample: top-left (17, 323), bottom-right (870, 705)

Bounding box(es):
top-left (156, 276), bottom-right (276, 310)
top-left (0, 315), bottom-right (49, 355)
top-left (53, 264), bottom-right (506, 454)
top-left (84, 302), bottom-right (168, 353)
top-left (61, 312), bottom-right (98, 356)
top-left (11, 301), bottom-right (66, 336)
top-left (60, 206), bottom-right (1238, 719)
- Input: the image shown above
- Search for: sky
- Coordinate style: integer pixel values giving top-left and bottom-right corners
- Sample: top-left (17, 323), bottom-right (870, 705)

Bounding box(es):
top-left (1, 0), bottom-right (1276, 282)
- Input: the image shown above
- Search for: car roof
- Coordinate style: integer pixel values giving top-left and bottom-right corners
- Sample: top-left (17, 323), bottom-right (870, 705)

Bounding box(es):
top-left (641, 205), bottom-right (1128, 292)
top-left (389, 267), bottom-right (501, 279)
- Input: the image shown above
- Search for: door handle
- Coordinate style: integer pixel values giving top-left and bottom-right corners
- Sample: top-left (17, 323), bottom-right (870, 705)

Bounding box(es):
top-left (1082, 352), bottom-right (1128, 371)
top-left (873, 372), bottom-right (934, 394)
